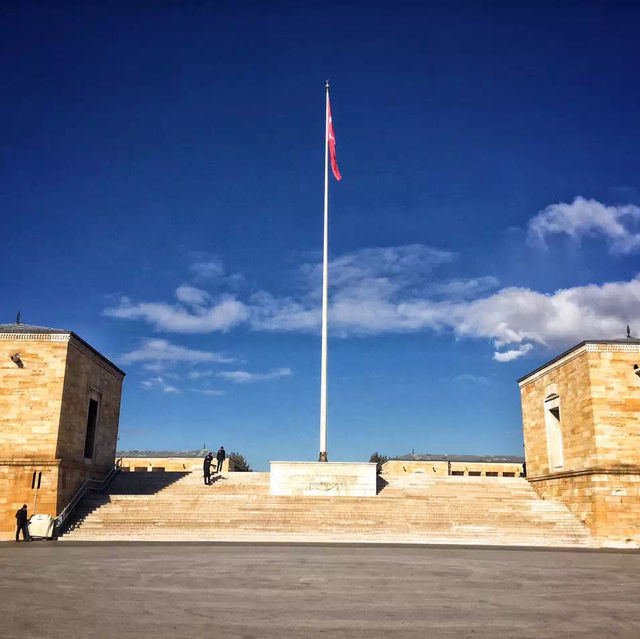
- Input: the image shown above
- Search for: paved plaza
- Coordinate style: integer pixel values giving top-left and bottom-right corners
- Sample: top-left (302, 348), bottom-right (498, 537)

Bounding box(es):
top-left (1, 542), bottom-right (639, 638)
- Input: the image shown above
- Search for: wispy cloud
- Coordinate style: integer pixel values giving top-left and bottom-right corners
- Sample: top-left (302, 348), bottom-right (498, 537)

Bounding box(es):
top-left (527, 196), bottom-right (640, 254)
top-left (140, 377), bottom-right (180, 394)
top-left (191, 388), bottom-right (225, 396)
top-left (250, 244), bottom-right (457, 334)
top-left (428, 276), bottom-right (499, 300)
top-left (453, 373), bottom-right (490, 385)
top-left (104, 235), bottom-right (640, 363)
top-left (190, 256), bottom-right (245, 289)
top-left (187, 370), bottom-right (214, 380)
top-left (217, 367), bottom-right (292, 384)
top-left (492, 344), bottom-right (534, 362)
top-left (105, 296), bottom-right (249, 333)
top-left (175, 285), bottom-right (211, 307)
top-left (190, 259), bottom-right (224, 281)
top-left (121, 339), bottom-right (234, 366)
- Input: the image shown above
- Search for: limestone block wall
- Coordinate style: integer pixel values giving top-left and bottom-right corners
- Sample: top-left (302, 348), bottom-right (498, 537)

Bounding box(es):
top-left (520, 348), bottom-right (597, 477)
top-left (56, 337), bottom-right (124, 481)
top-left (531, 473), bottom-right (640, 542)
top-left (0, 336), bottom-right (69, 460)
top-left (586, 349), bottom-right (640, 466)
top-left (0, 330), bottom-right (124, 538)
top-left (520, 342), bottom-right (640, 543)
top-left (0, 461), bottom-right (60, 538)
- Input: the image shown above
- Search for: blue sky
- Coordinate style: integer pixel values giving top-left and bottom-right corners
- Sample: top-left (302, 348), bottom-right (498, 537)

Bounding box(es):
top-left (3, 2), bottom-right (640, 470)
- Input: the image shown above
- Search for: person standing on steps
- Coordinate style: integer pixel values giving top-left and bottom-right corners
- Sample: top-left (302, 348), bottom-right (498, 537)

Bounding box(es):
top-left (15, 504), bottom-right (30, 542)
top-left (203, 451), bottom-right (214, 485)
top-left (216, 446), bottom-right (226, 474)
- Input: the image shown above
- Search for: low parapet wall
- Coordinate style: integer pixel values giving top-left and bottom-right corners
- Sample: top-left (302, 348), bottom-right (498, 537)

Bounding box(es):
top-left (270, 461), bottom-right (377, 496)
top-left (120, 457), bottom-right (234, 473)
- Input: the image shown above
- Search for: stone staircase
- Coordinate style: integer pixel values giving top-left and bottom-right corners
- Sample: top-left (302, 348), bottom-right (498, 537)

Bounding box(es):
top-left (59, 470), bottom-right (597, 547)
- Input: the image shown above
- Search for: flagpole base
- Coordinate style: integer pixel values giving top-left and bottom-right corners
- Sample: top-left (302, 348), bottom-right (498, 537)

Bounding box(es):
top-left (318, 451), bottom-right (328, 462)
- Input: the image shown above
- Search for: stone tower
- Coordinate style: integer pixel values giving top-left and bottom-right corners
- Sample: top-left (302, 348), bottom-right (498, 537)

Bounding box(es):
top-left (518, 338), bottom-right (640, 543)
top-left (0, 322), bottom-right (125, 538)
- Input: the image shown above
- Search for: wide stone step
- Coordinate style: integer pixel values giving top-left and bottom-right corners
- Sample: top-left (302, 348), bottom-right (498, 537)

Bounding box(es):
top-left (60, 471), bottom-right (595, 546)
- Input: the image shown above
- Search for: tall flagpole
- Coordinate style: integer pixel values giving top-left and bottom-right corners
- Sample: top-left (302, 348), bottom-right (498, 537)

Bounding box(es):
top-left (319, 81), bottom-right (330, 462)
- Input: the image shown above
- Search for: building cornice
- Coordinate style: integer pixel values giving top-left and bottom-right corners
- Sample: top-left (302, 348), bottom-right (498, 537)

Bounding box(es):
top-left (0, 459), bottom-right (61, 467)
top-left (528, 465), bottom-right (640, 482)
top-left (518, 341), bottom-right (640, 387)
top-left (0, 332), bottom-right (70, 342)
top-left (0, 330), bottom-right (125, 378)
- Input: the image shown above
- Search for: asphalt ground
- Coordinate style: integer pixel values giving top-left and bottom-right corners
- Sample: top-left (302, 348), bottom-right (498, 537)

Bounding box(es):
top-left (0, 542), bottom-right (639, 639)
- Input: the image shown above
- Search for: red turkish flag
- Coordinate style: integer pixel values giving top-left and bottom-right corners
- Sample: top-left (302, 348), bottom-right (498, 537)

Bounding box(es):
top-left (327, 97), bottom-right (342, 181)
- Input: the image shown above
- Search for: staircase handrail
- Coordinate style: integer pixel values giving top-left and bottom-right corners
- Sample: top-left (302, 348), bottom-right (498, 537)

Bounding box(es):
top-left (55, 457), bottom-right (122, 531)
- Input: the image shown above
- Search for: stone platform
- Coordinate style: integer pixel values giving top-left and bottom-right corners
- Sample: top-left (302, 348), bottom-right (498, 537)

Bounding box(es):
top-left (269, 461), bottom-right (376, 497)
top-left (57, 470), bottom-right (604, 547)
top-left (269, 461), bottom-right (377, 496)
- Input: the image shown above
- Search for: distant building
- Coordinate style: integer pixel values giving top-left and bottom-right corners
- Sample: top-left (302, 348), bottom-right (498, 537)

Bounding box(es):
top-left (0, 322), bottom-right (125, 538)
top-left (383, 454), bottom-right (524, 477)
top-left (519, 338), bottom-right (640, 542)
top-left (117, 449), bottom-right (235, 473)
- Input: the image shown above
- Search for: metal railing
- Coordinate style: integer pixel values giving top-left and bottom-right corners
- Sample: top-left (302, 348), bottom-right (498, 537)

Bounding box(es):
top-left (55, 457), bottom-right (122, 533)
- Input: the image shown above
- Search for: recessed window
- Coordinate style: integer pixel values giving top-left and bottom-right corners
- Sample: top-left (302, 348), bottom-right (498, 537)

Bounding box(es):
top-left (544, 393), bottom-right (564, 471)
top-left (84, 390), bottom-right (101, 459)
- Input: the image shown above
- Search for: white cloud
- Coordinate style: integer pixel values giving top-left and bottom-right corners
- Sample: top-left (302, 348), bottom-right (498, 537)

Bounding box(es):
top-left (104, 241), bottom-right (640, 364)
top-left (248, 291), bottom-right (320, 332)
top-left (449, 278), bottom-right (640, 355)
top-left (217, 367), bottom-right (292, 384)
top-left (175, 286), bottom-right (211, 307)
top-left (121, 339), bottom-right (234, 366)
top-left (104, 295), bottom-right (249, 333)
top-left (527, 196), bottom-right (640, 254)
top-left (492, 344), bottom-right (534, 362)
top-left (140, 377), bottom-right (180, 394)
top-left (250, 244), bottom-right (456, 334)
top-left (249, 274), bottom-right (640, 361)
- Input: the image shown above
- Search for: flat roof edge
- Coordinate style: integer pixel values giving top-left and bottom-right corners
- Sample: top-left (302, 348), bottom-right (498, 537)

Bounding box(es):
top-left (517, 339), bottom-right (640, 384)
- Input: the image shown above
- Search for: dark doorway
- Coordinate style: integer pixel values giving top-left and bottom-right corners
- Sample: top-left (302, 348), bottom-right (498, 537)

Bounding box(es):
top-left (84, 398), bottom-right (99, 458)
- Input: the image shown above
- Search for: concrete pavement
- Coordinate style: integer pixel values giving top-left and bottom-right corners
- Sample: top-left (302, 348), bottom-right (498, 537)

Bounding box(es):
top-left (1, 542), bottom-right (639, 638)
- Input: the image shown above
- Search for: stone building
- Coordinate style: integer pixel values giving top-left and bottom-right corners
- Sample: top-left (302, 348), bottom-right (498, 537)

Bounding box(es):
top-left (383, 454), bottom-right (524, 477)
top-left (519, 338), bottom-right (640, 543)
top-left (0, 322), bottom-right (125, 538)
top-left (118, 449), bottom-right (235, 473)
